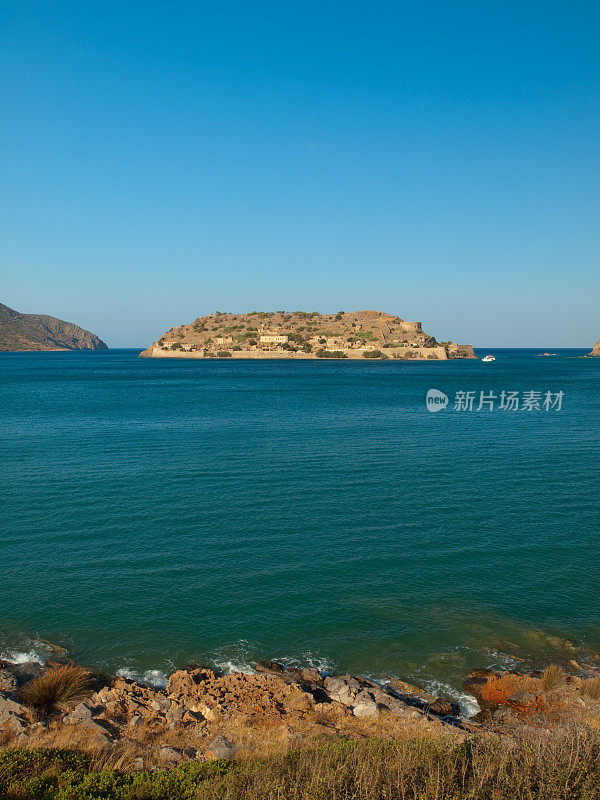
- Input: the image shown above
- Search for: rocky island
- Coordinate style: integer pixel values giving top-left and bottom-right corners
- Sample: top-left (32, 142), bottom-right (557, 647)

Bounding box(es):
top-left (0, 302), bottom-right (107, 351)
top-left (140, 310), bottom-right (475, 360)
top-left (588, 337), bottom-right (600, 356)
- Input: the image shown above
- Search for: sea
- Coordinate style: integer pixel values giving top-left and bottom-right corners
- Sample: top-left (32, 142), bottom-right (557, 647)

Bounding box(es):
top-left (1, 348), bottom-right (599, 713)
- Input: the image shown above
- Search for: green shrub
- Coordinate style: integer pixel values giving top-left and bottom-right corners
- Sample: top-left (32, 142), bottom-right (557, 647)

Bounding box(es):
top-left (362, 350), bottom-right (387, 359)
top-left (316, 349), bottom-right (347, 359)
top-left (216, 350), bottom-right (232, 358)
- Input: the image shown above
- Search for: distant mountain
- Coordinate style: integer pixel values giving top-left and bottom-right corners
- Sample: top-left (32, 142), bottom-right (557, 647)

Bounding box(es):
top-left (140, 309), bottom-right (475, 360)
top-left (589, 338), bottom-right (600, 357)
top-left (0, 302), bottom-right (108, 351)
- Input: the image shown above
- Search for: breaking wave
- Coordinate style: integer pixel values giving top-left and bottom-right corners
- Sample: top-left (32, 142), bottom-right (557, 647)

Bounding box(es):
top-left (116, 667), bottom-right (169, 689)
top-left (0, 649), bottom-right (46, 666)
top-left (417, 678), bottom-right (481, 718)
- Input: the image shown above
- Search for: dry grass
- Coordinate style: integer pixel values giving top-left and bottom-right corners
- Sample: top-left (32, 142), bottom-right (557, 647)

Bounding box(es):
top-left (3, 729), bottom-right (600, 799)
top-left (540, 664), bottom-right (567, 692)
top-left (20, 664), bottom-right (93, 709)
top-left (582, 677), bottom-right (600, 700)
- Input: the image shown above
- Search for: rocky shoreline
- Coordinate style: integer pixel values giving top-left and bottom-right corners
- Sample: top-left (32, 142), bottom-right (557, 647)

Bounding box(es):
top-left (2, 649), bottom-right (600, 770)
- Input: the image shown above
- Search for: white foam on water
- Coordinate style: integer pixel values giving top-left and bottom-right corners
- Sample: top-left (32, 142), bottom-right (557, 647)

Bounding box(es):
top-left (300, 652), bottom-right (335, 675)
top-left (209, 639), bottom-right (258, 675)
top-left (483, 649), bottom-right (527, 671)
top-left (212, 659), bottom-right (256, 675)
top-left (1, 649), bottom-right (46, 666)
top-left (116, 667), bottom-right (169, 689)
top-left (272, 652), bottom-right (336, 676)
top-left (419, 679), bottom-right (481, 718)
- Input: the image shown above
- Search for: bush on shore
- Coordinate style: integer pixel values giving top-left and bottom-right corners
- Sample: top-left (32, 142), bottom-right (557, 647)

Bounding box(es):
top-left (20, 664), bottom-right (93, 710)
top-left (316, 349), bottom-right (347, 359)
top-left (3, 731), bottom-right (600, 800)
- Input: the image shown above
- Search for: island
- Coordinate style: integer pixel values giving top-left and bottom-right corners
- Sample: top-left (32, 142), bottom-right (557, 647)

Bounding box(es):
top-left (140, 310), bottom-right (475, 360)
top-left (588, 338), bottom-right (600, 357)
top-left (0, 302), bottom-right (108, 351)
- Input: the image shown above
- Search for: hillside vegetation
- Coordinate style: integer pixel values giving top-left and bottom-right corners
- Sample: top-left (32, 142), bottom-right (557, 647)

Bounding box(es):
top-left (0, 302), bottom-right (107, 351)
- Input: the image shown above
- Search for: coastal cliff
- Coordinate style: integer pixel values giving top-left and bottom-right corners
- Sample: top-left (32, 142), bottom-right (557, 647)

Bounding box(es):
top-left (0, 302), bottom-right (107, 351)
top-left (588, 337), bottom-right (600, 356)
top-left (140, 310), bottom-right (475, 360)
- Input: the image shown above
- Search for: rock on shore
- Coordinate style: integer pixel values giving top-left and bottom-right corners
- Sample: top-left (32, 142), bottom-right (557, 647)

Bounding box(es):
top-left (463, 664), bottom-right (600, 732)
top-left (2, 656), bottom-right (600, 770)
top-left (0, 658), bottom-right (466, 767)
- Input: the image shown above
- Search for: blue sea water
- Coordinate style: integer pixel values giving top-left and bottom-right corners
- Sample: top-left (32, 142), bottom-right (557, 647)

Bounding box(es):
top-left (1, 349), bottom-right (599, 700)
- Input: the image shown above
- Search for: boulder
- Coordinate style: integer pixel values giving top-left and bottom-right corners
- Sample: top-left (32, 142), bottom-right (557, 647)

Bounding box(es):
top-left (65, 702), bottom-right (95, 723)
top-left (352, 691), bottom-right (378, 718)
top-left (0, 695), bottom-right (27, 717)
top-left (64, 703), bottom-right (112, 740)
top-left (205, 734), bottom-right (237, 759)
top-left (323, 676), bottom-right (429, 721)
top-left (0, 670), bottom-right (18, 694)
top-left (182, 709), bottom-right (204, 724)
top-left (507, 690), bottom-right (538, 709)
top-left (386, 678), bottom-right (439, 705)
top-left (428, 698), bottom-right (458, 717)
top-left (0, 713), bottom-right (27, 736)
top-left (324, 676), bottom-right (360, 705)
top-left (256, 660), bottom-right (286, 674)
top-left (166, 706), bottom-right (184, 727)
top-left (79, 719), bottom-right (112, 741)
top-left (160, 746), bottom-right (184, 764)
top-left (300, 667), bottom-right (324, 685)
top-left (255, 660), bottom-right (323, 686)
top-left (463, 670), bottom-right (536, 711)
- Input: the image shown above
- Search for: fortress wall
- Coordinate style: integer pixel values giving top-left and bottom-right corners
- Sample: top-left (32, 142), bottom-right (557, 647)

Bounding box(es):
top-left (144, 345), bottom-right (451, 361)
top-left (398, 321), bottom-right (422, 334)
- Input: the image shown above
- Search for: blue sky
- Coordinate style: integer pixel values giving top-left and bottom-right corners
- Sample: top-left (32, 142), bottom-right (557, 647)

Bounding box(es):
top-left (1, 1), bottom-right (598, 347)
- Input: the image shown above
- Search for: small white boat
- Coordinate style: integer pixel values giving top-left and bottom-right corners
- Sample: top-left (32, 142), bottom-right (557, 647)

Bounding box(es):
top-left (481, 354), bottom-right (496, 362)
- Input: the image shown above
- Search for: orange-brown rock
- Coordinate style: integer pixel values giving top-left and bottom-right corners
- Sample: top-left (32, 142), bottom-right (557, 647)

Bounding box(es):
top-left (166, 668), bottom-right (316, 723)
top-left (463, 666), bottom-right (600, 729)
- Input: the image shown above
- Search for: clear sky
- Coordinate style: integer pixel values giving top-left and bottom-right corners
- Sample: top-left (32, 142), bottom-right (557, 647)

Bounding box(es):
top-left (1, 1), bottom-right (598, 347)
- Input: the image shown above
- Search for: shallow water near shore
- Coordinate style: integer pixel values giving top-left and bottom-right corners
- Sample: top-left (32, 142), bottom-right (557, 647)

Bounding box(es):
top-left (1, 348), bottom-right (599, 706)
